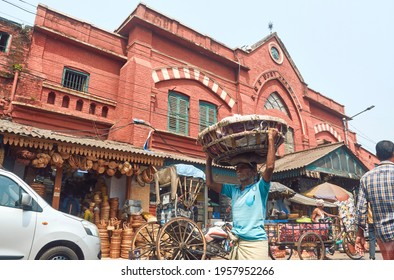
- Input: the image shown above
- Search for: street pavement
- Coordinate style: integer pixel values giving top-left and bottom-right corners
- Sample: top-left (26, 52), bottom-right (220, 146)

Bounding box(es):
top-left (287, 248), bottom-right (383, 260)
top-left (324, 250), bottom-right (382, 260)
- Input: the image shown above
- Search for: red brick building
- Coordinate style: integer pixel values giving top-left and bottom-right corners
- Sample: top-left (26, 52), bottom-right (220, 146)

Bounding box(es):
top-left (0, 4), bottom-right (377, 214)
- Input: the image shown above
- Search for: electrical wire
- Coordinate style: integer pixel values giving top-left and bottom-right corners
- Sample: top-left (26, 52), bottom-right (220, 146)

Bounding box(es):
top-left (0, 0), bottom-right (288, 157)
top-left (17, 0), bottom-right (35, 8)
top-left (0, 57), bottom-right (217, 136)
top-left (0, 0), bottom-right (235, 127)
top-left (1, 0), bottom-right (35, 15)
top-left (348, 123), bottom-right (377, 147)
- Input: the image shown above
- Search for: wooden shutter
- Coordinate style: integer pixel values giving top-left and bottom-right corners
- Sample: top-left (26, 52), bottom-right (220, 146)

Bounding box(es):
top-left (199, 102), bottom-right (217, 131)
top-left (168, 92), bottom-right (189, 135)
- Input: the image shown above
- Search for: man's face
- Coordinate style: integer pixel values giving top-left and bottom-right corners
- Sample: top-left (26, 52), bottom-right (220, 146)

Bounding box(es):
top-left (235, 163), bottom-right (255, 182)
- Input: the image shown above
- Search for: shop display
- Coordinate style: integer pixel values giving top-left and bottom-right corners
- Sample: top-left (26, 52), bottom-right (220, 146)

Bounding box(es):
top-left (9, 146), bottom-right (163, 259)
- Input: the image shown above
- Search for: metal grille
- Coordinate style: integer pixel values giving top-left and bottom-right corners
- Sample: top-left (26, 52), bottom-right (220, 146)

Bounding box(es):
top-left (62, 68), bottom-right (89, 92)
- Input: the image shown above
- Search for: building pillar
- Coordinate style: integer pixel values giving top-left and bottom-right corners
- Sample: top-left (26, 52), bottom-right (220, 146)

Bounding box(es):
top-left (52, 166), bottom-right (63, 209)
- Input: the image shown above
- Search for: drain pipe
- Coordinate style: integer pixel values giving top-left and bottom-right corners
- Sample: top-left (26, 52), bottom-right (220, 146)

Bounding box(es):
top-left (5, 69), bottom-right (20, 115)
top-left (234, 51), bottom-right (241, 114)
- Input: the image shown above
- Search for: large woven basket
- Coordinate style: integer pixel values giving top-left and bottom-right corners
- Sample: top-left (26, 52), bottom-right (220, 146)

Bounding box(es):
top-left (197, 114), bottom-right (287, 166)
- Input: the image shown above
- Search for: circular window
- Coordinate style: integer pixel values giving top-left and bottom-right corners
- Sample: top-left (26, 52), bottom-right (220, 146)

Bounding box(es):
top-left (271, 47), bottom-right (280, 60)
top-left (269, 42), bottom-right (283, 64)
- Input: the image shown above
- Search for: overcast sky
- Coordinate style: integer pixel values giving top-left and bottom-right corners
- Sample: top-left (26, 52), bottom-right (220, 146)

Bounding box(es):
top-left (1, 0), bottom-right (393, 154)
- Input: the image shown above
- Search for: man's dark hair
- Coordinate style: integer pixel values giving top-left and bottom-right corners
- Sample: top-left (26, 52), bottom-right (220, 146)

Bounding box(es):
top-left (375, 140), bottom-right (394, 161)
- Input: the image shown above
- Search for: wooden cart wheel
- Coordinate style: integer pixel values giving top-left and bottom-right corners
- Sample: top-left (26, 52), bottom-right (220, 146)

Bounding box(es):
top-left (269, 244), bottom-right (293, 260)
top-left (297, 232), bottom-right (325, 260)
top-left (130, 222), bottom-right (160, 260)
top-left (156, 217), bottom-right (206, 260)
top-left (343, 230), bottom-right (363, 260)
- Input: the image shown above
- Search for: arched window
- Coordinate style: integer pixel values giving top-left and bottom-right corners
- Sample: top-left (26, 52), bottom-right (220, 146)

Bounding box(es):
top-left (76, 99), bottom-right (83, 111)
top-left (264, 92), bottom-right (290, 117)
top-left (62, 96), bottom-right (70, 108)
top-left (284, 127), bottom-right (294, 154)
top-left (101, 106), bottom-right (108, 118)
top-left (89, 103), bottom-right (96, 115)
top-left (47, 92), bottom-right (56, 104)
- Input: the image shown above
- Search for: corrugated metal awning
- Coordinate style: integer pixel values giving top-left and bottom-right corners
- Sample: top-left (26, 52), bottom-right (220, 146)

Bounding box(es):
top-left (0, 119), bottom-right (167, 165)
top-left (272, 142), bottom-right (369, 180)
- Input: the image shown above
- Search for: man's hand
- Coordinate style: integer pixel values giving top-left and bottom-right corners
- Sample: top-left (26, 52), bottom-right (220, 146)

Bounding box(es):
top-left (355, 236), bottom-right (366, 256)
top-left (267, 127), bottom-right (279, 142)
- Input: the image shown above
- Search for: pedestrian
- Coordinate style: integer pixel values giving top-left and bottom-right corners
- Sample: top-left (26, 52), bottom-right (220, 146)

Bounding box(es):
top-left (205, 127), bottom-right (279, 260)
top-left (355, 140), bottom-right (394, 260)
top-left (367, 203), bottom-right (376, 260)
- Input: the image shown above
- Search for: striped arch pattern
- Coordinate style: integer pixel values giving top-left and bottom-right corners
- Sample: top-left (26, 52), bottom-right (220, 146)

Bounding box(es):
top-left (151, 67), bottom-right (235, 109)
top-left (314, 123), bottom-right (342, 142)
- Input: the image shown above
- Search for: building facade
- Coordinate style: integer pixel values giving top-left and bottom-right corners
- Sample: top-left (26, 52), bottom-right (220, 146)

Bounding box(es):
top-left (0, 4), bottom-right (378, 218)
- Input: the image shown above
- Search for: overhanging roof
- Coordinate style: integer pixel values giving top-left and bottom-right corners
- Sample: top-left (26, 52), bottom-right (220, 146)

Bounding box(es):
top-left (0, 119), bottom-right (167, 165)
top-left (272, 142), bottom-right (369, 180)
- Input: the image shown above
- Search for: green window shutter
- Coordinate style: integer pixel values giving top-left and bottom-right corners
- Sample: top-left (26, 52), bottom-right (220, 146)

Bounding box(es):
top-left (199, 102), bottom-right (217, 131)
top-left (168, 92), bottom-right (189, 135)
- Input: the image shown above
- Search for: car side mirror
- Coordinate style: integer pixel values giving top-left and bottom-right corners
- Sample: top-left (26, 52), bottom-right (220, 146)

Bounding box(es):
top-left (21, 193), bottom-right (33, 208)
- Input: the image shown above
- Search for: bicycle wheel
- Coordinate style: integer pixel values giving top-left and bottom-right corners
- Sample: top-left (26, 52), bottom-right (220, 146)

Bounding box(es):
top-left (269, 244), bottom-right (293, 260)
top-left (156, 217), bottom-right (206, 260)
top-left (130, 222), bottom-right (160, 260)
top-left (297, 232), bottom-right (325, 260)
top-left (343, 230), bottom-right (363, 260)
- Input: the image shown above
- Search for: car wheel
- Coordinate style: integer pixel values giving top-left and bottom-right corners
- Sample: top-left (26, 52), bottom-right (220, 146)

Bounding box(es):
top-left (39, 246), bottom-right (79, 260)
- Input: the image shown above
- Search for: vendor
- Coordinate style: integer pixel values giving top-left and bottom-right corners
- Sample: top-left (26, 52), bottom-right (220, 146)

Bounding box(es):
top-left (311, 199), bottom-right (337, 222)
top-left (267, 198), bottom-right (291, 219)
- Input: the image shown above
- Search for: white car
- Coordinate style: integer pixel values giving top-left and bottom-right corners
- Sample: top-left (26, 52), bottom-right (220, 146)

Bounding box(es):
top-left (0, 168), bottom-right (101, 260)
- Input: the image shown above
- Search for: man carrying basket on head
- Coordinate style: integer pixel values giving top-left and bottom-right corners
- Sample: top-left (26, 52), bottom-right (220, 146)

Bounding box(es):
top-left (205, 127), bottom-right (279, 260)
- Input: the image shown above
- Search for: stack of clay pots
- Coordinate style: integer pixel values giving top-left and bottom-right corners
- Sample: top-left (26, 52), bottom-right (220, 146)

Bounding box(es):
top-left (97, 220), bottom-right (110, 258)
top-left (120, 223), bottom-right (134, 259)
top-left (129, 214), bottom-right (146, 229)
top-left (109, 228), bottom-right (122, 259)
top-left (107, 218), bottom-right (122, 259)
top-left (109, 197), bottom-right (119, 219)
top-left (129, 214), bottom-right (146, 247)
top-left (101, 195), bottom-right (110, 223)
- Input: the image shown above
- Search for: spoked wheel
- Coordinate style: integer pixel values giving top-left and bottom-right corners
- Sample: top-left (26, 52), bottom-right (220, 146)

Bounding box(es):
top-left (297, 232), bottom-right (325, 260)
top-left (156, 217), bottom-right (206, 260)
top-left (130, 222), bottom-right (160, 260)
top-left (343, 230), bottom-right (363, 260)
top-left (269, 244), bottom-right (293, 260)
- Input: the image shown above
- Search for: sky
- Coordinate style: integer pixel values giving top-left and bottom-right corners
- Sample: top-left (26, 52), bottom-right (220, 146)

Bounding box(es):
top-left (1, 0), bottom-right (393, 154)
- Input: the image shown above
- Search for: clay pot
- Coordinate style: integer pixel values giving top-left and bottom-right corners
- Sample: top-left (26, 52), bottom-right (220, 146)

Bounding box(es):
top-left (108, 161), bottom-right (118, 169)
top-left (106, 168), bottom-right (116, 176)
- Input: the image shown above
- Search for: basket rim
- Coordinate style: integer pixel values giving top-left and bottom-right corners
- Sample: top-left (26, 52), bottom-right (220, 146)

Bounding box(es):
top-left (197, 114), bottom-right (287, 140)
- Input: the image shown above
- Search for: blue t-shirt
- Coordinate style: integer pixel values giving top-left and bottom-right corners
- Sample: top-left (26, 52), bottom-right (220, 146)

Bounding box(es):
top-left (222, 179), bottom-right (270, 241)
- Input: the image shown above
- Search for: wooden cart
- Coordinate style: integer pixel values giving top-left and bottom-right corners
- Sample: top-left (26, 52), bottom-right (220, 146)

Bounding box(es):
top-left (267, 217), bottom-right (361, 260)
top-left (266, 221), bottom-right (333, 260)
top-left (129, 164), bottom-right (207, 260)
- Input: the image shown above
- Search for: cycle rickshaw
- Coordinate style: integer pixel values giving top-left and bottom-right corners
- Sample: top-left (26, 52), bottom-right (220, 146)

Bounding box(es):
top-left (267, 216), bottom-right (362, 260)
top-left (129, 164), bottom-right (207, 260)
